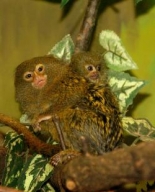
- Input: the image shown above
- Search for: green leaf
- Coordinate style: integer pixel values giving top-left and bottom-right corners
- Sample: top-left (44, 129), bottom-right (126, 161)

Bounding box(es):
top-left (108, 70), bottom-right (146, 114)
top-left (99, 30), bottom-right (138, 71)
top-left (2, 132), bottom-right (25, 187)
top-left (135, 0), bottom-right (143, 4)
top-left (61, 0), bottom-right (70, 7)
top-left (122, 117), bottom-right (155, 142)
top-left (20, 114), bottom-right (31, 125)
top-left (17, 154), bottom-right (54, 192)
top-left (4, 132), bottom-right (25, 153)
top-left (41, 183), bottom-right (56, 192)
top-left (48, 34), bottom-right (75, 61)
top-left (136, 181), bottom-right (154, 192)
top-left (2, 153), bottom-right (24, 187)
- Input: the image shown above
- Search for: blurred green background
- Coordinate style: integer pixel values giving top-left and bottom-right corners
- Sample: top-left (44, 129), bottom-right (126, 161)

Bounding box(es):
top-left (0, 0), bottom-right (155, 130)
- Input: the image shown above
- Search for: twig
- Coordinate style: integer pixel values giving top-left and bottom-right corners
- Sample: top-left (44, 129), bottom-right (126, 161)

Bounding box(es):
top-left (52, 114), bottom-right (66, 150)
top-left (75, 0), bottom-right (101, 52)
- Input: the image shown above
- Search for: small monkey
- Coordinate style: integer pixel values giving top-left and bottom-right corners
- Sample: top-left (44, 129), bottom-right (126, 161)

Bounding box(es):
top-left (71, 51), bottom-right (107, 84)
top-left (15, 55), bottom-right (70, 131)
top-left (69, 51), bottom-right (123, 152)
top-left (15, 55), bottom-right (89, 130)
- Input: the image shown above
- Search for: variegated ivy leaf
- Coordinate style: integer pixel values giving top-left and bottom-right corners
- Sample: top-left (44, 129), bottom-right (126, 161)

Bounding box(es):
top-left (108, 70), bottom-right (146, 114)
top-left (2, 153), bottom-right (24, 187)
top-left (48, 34), bottom-right (75, 61)
top-left (41, 183), bottom-right (56, 192)
top-left (2, 132), bottom-right (25, 187)
top-left (17, 154), bottom-right (54, 192)
top-left (4, 131), bottom-right (25, 153)
top-left (20, 114), bottom-right (31, 126)
top-left (99, 30), bottom-right (138, 71)
top-left (122, 117), bottom-right (155, 142)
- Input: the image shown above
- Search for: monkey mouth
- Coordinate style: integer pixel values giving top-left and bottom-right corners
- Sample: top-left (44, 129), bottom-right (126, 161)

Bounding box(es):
top-left (90, 74), bottom-right (99, 80)
top-left (37, 79), bottom-right (46, 87)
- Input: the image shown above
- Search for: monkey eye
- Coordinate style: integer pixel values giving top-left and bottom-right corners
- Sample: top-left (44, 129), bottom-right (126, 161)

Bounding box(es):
top-left (86, 65), bottom-right (93, 71)
top-left (23, 72), bottom-right (34, 82)
top-left (96, 65), bottom-right (101, 71)
top-left (36, 64), bottom-right (45, 74)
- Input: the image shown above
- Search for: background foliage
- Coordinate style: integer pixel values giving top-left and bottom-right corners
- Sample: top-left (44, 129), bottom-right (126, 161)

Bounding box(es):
top-left (0, 0), bottom-right (155, 127)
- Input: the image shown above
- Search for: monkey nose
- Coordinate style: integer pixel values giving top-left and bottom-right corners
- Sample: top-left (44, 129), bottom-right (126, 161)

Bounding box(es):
top-left (33, 72), bottom-right (47, 89)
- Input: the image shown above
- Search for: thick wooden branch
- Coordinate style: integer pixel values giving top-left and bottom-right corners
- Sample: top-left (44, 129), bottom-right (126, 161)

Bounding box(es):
top-left (0, 113), bottom-right (61, 156)
top-left (75, 0), bottom-right (101, 52)
top-left (51, 141), bottom-right (155, 192)
top-left (0, 146), bottom-right (7, 183)
top-left (0, 185), bottom-right (23, 192)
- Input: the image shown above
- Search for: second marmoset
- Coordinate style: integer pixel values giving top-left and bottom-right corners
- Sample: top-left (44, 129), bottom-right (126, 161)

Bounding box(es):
top-left (71, 51), bottom-right (107, 84)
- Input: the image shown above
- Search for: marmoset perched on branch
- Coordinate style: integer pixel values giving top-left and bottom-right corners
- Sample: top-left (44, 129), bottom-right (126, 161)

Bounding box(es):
top-left (14, 53), bottom-right (123, 155)
top-left (68, 51), bottom-right (122, 152)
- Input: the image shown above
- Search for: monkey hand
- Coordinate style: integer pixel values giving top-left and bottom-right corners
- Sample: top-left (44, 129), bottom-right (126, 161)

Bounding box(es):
top-left (32, 114), bottom-right (52, 132)
top-left (50, 149), bottom-right (81, 166)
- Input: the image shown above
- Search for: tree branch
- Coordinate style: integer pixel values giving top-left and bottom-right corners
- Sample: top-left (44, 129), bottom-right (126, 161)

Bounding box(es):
top-left (50, 141), bottom-right (155, 191)
top-left (75, 0), bottom-right (101, 52)
top-left (0, 113), bottom-right (61, 156)
top-left (0, 146), bottom-right (7, 184)
top-left (0, 185), bottom-right (23, 192)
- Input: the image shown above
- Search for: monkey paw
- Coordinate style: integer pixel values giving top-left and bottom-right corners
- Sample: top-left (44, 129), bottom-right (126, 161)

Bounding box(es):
top-left (50, 149), bottom-right (81, 166)
top-left (32, 114), bottom-right (52, 132)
